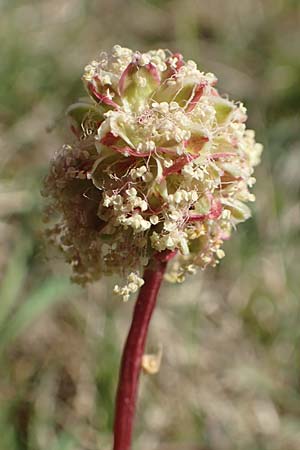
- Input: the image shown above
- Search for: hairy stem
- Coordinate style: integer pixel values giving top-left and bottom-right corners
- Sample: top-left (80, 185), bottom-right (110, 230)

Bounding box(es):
top-left (113, 257), bottom-right (167, 450)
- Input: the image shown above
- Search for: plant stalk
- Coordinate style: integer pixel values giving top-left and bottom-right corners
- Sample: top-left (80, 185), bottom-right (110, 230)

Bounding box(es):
top-left (113, 257), bottom-right (167, 450)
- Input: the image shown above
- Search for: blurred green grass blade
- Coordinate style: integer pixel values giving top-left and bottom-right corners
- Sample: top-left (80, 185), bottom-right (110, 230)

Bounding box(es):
top-left (0, 239), bottom-right (31, 328)
top-left (0, 277), bottom-right (76, 349)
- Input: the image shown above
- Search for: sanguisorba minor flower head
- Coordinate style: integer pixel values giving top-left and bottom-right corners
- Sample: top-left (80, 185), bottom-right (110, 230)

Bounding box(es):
top-left (43, 45), bottom-right (262, 300)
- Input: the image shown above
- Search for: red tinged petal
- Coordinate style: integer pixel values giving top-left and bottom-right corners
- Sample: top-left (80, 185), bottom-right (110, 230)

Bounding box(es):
top-left (163, 52), bottom-right (184, 78)
top-left (186, 82), bottom-right (206, 112)
top-left (88, 82), bottom-right (119, 109)
top-left (118, 63), bottom-right (136, 97)
top-left (118, 62), bottom-right (160, 109)
top-left (155, 146), bottom-right (179, 156)
top-left (100, 132), bottom-right (119, 146)
top-left (208, 199), bottom-right (222, 219)
top-left (210, 152), bottom-right (236, 160)
top-left (111, 145), bottom-right (150, 158)
top-left (154, 75), bottom-right (205, 108)
top-left (163, 154), bottom-right (198, 177)
top-left (185, 135), bottom-right (209, 153)
top-left (144, 63), bottom-right (161, 84)
top-left (187, 199), bottom-right (222, 222)
top-left (186, 214), bottom-right (206, 223)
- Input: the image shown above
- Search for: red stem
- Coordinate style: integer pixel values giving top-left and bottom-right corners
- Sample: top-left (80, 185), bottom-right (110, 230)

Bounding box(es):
top-left (113, 257), bottom-right (167, 450)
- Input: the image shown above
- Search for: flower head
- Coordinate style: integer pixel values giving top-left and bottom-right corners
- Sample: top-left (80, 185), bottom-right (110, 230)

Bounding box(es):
top-left (43, 46), bottom-right (262, 296)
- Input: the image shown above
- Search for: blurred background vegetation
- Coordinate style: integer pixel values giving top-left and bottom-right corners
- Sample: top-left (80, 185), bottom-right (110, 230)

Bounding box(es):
top-left (1, 0), bottom-right (300, 449)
